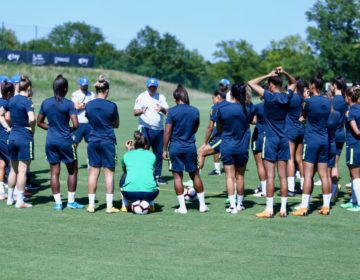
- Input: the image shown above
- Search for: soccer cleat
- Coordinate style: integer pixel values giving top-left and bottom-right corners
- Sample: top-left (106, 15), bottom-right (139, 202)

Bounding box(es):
top-left (156, 177), bottom-right (168, 185)
top-left (314, 179), bottom-right (322, 186)
top-left (120, 206), bottom-right (129, 212)
top-left (236, 204), bottom-right (245, 211)
top-left (25, 184), bottom-right (40, 191)
top-left (347, 205), bottom-right (360, 212)
top-left (149, 205), bottom-right (155, 212)
top-left (106, 207), bottom-right (120, 214)
top-left (15, 202), bottom-right (33, 209)
top-left (6, 198), bottom-right (14, 206)
top-left (340, 201), bottom-right (354, 209)
top-left (66, 201), bottom-right (85, 209)
top-left (292, 207), bottom-right (308, 216)
top-left (287, 191), bottom-right (296, 197)
top-left (253, 192), bottom-right (266, 197)
top-left (53, 203), bottom-right (63, 211)
top-left (318, 206), bottom-right (330, 215)
top-left (279, 209), bottom-right (287, 217)
top-left (345, 182), bottom-right (352, 188)
top-left (255, 210), bottom-right (274, 218)
top-left (86, 205), bottom-right (95, 213)
top-left (0, 193), bottom-right (8, 200)
top-left (226, 207), bottom-right (238, 214)
top-left (174, 208), bottom-right (187, 214)
top-left (208, 169), bottom-right (221, 176)
top-left (199, 205), bottom-right (209, 213)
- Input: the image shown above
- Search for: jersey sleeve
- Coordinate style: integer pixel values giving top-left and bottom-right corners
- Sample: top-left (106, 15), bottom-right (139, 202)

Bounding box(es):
top-left (68, 101), bottom-right (77, 116)
top-left (263, 90), bottom-right (273, 103)
top-left (38, 101), bottom-right (46, 116)
top-left (26, 99), bottom-right (34, 113)
top-left (348, 108), bottom-right (356, 122)
top-left (112, 103), bottom-right (119, 122)
top-left (210, 105), bottom-right (217, 122)
top-left (165, 109), bottom-right (173, 125)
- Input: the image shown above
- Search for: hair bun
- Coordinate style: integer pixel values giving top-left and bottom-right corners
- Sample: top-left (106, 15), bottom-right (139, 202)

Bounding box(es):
top-left (98, 75), bottom-right (106, 83)
top-left (20, 74), bottom-right (28, 81)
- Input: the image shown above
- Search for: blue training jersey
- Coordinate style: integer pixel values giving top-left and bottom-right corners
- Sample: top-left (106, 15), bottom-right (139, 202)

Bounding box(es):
top-left (7, 95), bottom-right (34, 141)
top-left (346, 104), bottom-right (360, 146)
top-left (286, 93), bottom-right (304, 133)
top-left (327, 110), bottom-right (341, 154)
top-left (166, 104), bottom-right (199, 153)
top-left (85, 98), bottom-right (119, 144)
top-left (263, 90), bottom-right (293, 138)
top-left (210, 100), bottom-right (228, 138)
top-left (39, 97), bottom-right (76, 144)
top-left (0, 98), bottom-right (9, 141)
top-left (333, 95), bottom-right (348, 143)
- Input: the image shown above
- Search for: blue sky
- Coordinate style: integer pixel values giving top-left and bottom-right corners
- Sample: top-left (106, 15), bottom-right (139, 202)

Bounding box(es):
top-left (2, 0), bottom-right (316, 61)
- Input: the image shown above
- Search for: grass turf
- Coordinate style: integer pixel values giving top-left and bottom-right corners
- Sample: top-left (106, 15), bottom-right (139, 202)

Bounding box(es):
top-left (0, 64), bottom-right (359, 279)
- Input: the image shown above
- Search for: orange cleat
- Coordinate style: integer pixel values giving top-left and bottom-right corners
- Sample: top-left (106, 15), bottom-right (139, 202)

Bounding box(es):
top-left (256, 210), bottom-right (274, 218)
top-left (318, 206), bottom-right (330, 215)
top-left (292, 207), bottom-right (308, 216)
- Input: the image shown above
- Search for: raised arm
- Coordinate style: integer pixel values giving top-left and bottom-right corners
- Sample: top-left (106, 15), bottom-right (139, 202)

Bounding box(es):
top-left (248, 71), bottom-right (277, 96)
top-left (276, 66), bottom-right (296, 92)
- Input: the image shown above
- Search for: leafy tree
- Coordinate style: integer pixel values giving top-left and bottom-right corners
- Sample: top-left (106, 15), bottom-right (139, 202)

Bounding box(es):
top-left (0, 27), bottom-right (21, 50)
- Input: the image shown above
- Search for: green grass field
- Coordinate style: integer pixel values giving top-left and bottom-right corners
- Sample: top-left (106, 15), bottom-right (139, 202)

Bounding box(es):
top-left (0, 64), bottom-right (359, 280)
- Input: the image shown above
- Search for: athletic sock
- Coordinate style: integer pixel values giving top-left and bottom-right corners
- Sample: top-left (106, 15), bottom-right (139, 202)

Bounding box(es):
top-left (323, 194), bottom-right (331, 208)
top-left (214, 162), bottom-right (221, 173)
top-left (287, 177), bottom-right (295, 192)
top-left (352, 178), bottom-right (360, 206)
top-left (300, 177), bottom-right (304, 190)
top-left (0, 182), bottom-right (5, 194)
top-left (280, 197), bottom-right (287, 211)
top-left (177, 194), bottom-right (186, 210)
top-left (351, 181), bottom-right (357, 204)
top-left (53, 193), bottom-right (61, 204)
top-left (265, 197), bottom-right (274, 213)
top-left (121, 193), bottom-right (129, 207)
top-left (106, 193), bottom-right (113, 208)
top-left (197, 192), bottom-right (206, 207)
top-left (68, 192), bottom-right (75, 203)
top-left (237, 194), bottom-right (244, 206)
top-left (228, 194), bottom-right (236, 209)
top-left (15, 191), bottom-right (24, 205)
top-left (260, 180), bottom-right (267, 195)
top-left (88, 193), bottom-right (95, 206)
top-left (301, 194), bottom-right (310, 209)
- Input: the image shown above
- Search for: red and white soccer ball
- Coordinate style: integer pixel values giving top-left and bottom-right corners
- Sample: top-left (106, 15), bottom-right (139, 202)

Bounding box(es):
top-left (184, 187), bottom-right (197, 201)
top-left (131, 200), bottom-right (150, 215)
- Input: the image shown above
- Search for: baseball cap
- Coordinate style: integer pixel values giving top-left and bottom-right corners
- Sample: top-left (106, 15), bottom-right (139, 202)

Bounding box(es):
top-left (78, 77), bottom-right (89, 87)
top-left (11, 74), bottom-right (20, 84)
top-left (146, 77), bottom-right (158, 87)
top-left (0, 75), bottom-right (9, 83)
top-left (219, 78), bottom-right (230, 87)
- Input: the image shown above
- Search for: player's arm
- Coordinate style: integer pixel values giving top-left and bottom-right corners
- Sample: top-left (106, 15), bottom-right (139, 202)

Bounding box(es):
top-left (28, 111), bottom-right (35, 135)
top-left (251, 115), bottom-right (257, 125)
top-left (276, 66), bottom-right (296, 92)
top-left (36, 113), bottom-right (48, 130)
top-left (350, 120), bottom-right (360, 137)
top-left (248, 71), bottom-right (277, 96)
top-left (0, 107), bottom-right (11, 132)
top-left (162, 123), bottom-right (172, 160)
top-left (70, 114), bottom-right (79, 132)
top-left (204, 120), bottom-right (215, 144)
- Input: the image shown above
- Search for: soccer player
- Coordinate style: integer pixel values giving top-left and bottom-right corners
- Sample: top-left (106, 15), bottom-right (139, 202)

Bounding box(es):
top-left (134, 78), bottom-right (168, 185)
top-left (163, 84), bottom-right (208, 214)
top-left (5, 75), bottom-right (35, 208)
top-left (293, 74), bottom-right (331, 216)
top-left (37, 75), bottom-right (83, 210)
top-left (86, 75), bottom-right (119, 214)
top-left (71, 77), bottom-right (95, 149)
top-left (0, 80), bottom-right (14, 199)
top-left (248, 67), bottom-right (296, 218)
top-left (11, 74), bottom-right (20, 95)
top-left (216, 83), bottom-right (255, 213)
top-left (120, 131), bottom-right (159, 212)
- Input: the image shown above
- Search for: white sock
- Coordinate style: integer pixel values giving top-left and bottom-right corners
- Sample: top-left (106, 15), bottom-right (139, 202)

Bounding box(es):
top-left (323, 194), bottom-right (331, 207)
top-left (351, 181), bottom-right (357, 204)
top-left (260, 180), bottom-right (267, 195)
top-left (53, 193), bottom-right (61, 204)
top-left (352, 178), bottom-right (360, 206)
top-left (301, 194), bottom-right (310, 209)
top-left (7, 187), bottom-right (14, 200)
top-left (300, 177), bottom-right (304, 190)
top-left (106, 193), bottom-right (113, 208)
top-left (237, 194), bottom-right (244, 206)
top-left (121, 193), bottom-right (129, 207)
top-left (177, 194), bottom-right (186, 210)
top-left (197, 192), bottom-right (206, 207)
top-left (88, 193), bottom-right (95, 206)
top-left (214, 162), bottom-right (221, 173)
top-left (14, 187), bottom-right (19, 196)
top-left (280, 197), bottom-right (287, 211)
top-left (0, 182), bottom-right (5, 194)
top-left (287, 177), bottom-right (295, 192)
top-left (265, 197), bottom-right (274, 213)
top-left (228, 194), bottom-right (236, 208)
top-left (16, 191), bottom-right (24, 205)
top-left (68, 192), bottom-right (75, 203)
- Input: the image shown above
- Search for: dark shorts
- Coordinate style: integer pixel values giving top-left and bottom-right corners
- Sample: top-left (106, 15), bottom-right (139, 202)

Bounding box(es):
top-left (335, 142), bottom-right (344, 156)
top-left (88, 141), bottom-right (116, 169)
top-left (262, 136), bottom-right (290, 161)
top-left (209, 136), bottom-right (221, 153)
top-left (169, 152), bottom-right (198, 173)
top-left (221, 153), bottom-right (248, 167)
top-left (328, 153), bottom-right (336, 168)
top-left (346, 143), bottom-right (360, 167)
top-left (121, 190), bottom-right (159, 202)
top-left (288, 131), bottom-right (304, 145)
top-left (302, 140), bottom-right (328, 164)
top-left (73, 123), bottom-right (91, 144)
top-left (46, 141), bottom-right (77, 164)
top-left (251, 134), bottom-right (264, 154)
top-left (0, 139), bottom-right (9, 162)
top-left (8, 139), bottom-right (34, 161)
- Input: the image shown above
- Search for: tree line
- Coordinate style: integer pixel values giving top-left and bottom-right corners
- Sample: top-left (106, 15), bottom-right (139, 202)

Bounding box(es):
top-left (1, 0), bottom-right (359, 91)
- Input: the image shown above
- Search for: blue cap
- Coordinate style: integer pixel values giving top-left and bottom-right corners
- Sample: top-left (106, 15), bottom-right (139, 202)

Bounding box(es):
top-left (146, 77), bottom-right (158, 88)
top-left (11, 74), bottom-right (20, 84)
top-left (78, 77), bottom-right (89, 86)
top-left (0, 75), bottom-right (9, 83)
top-left (219, 78), bottom-right (230, 87)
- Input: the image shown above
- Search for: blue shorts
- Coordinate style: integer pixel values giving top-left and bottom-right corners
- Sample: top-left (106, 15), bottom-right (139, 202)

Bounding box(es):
top-left (262, 136), bottom-right (290, 161)
top-left (73, 123), bottom-right (91, 144)
top-left (209, 136), bottom-right (221, 153)
top-left (302, 140), bottom-right (328, 164)
top-left (88, 141), bottom-right (116, 169)
top-left (8, 139), bottom-right (34, 161)
top-left (121, 190), bottom-right (159, 202)
top-left (251, 131), bottom-right (264, 153)
top-left (328, 153), bottom-right (336, 168)
top-left (346, 143), bottom-right (360, 167)
top-left (0, 139), bottom-right (9, 162)
top-left (169, 152), bottom-right (198, 173)
top-left (221, 153), bottom-right (248, 167)
top-left (288, 130), bottom-right (304, 144)
top-left (46, 141), bottom-right (77, 164)
top-left (336, 142), bottom-right (344, 156)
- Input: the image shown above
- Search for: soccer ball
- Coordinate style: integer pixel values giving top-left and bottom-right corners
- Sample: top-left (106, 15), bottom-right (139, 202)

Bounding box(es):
top-left (131, 200), bottom-right (150, 215)
top-left (184, 187), bottom-right (197, 201)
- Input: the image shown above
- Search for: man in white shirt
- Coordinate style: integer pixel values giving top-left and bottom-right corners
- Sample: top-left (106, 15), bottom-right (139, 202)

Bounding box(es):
top-left (134, 78), bottom-right (168, 184)
top-left (71, 77), bottom-right (95, 147)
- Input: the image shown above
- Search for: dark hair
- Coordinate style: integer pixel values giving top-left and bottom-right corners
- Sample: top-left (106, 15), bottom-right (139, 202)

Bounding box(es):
top-left (94, 75), bottom-right (110, 94)
top-left (133, 131), bottom-right (147, 149)
top-left (213, 90), bottom-right (226, 99)
top-left (53, 75), bottom-right (68, 101)
top-left (1, 80), bottom-right (15, 100)
top-left (173, 84), bottom-right (190, 105)
top-left (231, 83), bottom-right (248, 116)
top-left (331, 75), bottom-right (347, 96)
top-left (267, 76), bottom-right (283, 87)
top-left (310, 73), bottom-right (324, 91)
top-left (295, 77), bottom-right (308, 97)
top-left (19, 74), bottom-right (31, 92)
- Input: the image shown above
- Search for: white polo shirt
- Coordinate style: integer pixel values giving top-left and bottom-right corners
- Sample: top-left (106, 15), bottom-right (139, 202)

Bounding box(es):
top-left (134, 90), bottom-right (168, 130)
top-left (71, 89), bottom-right (96, 123)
